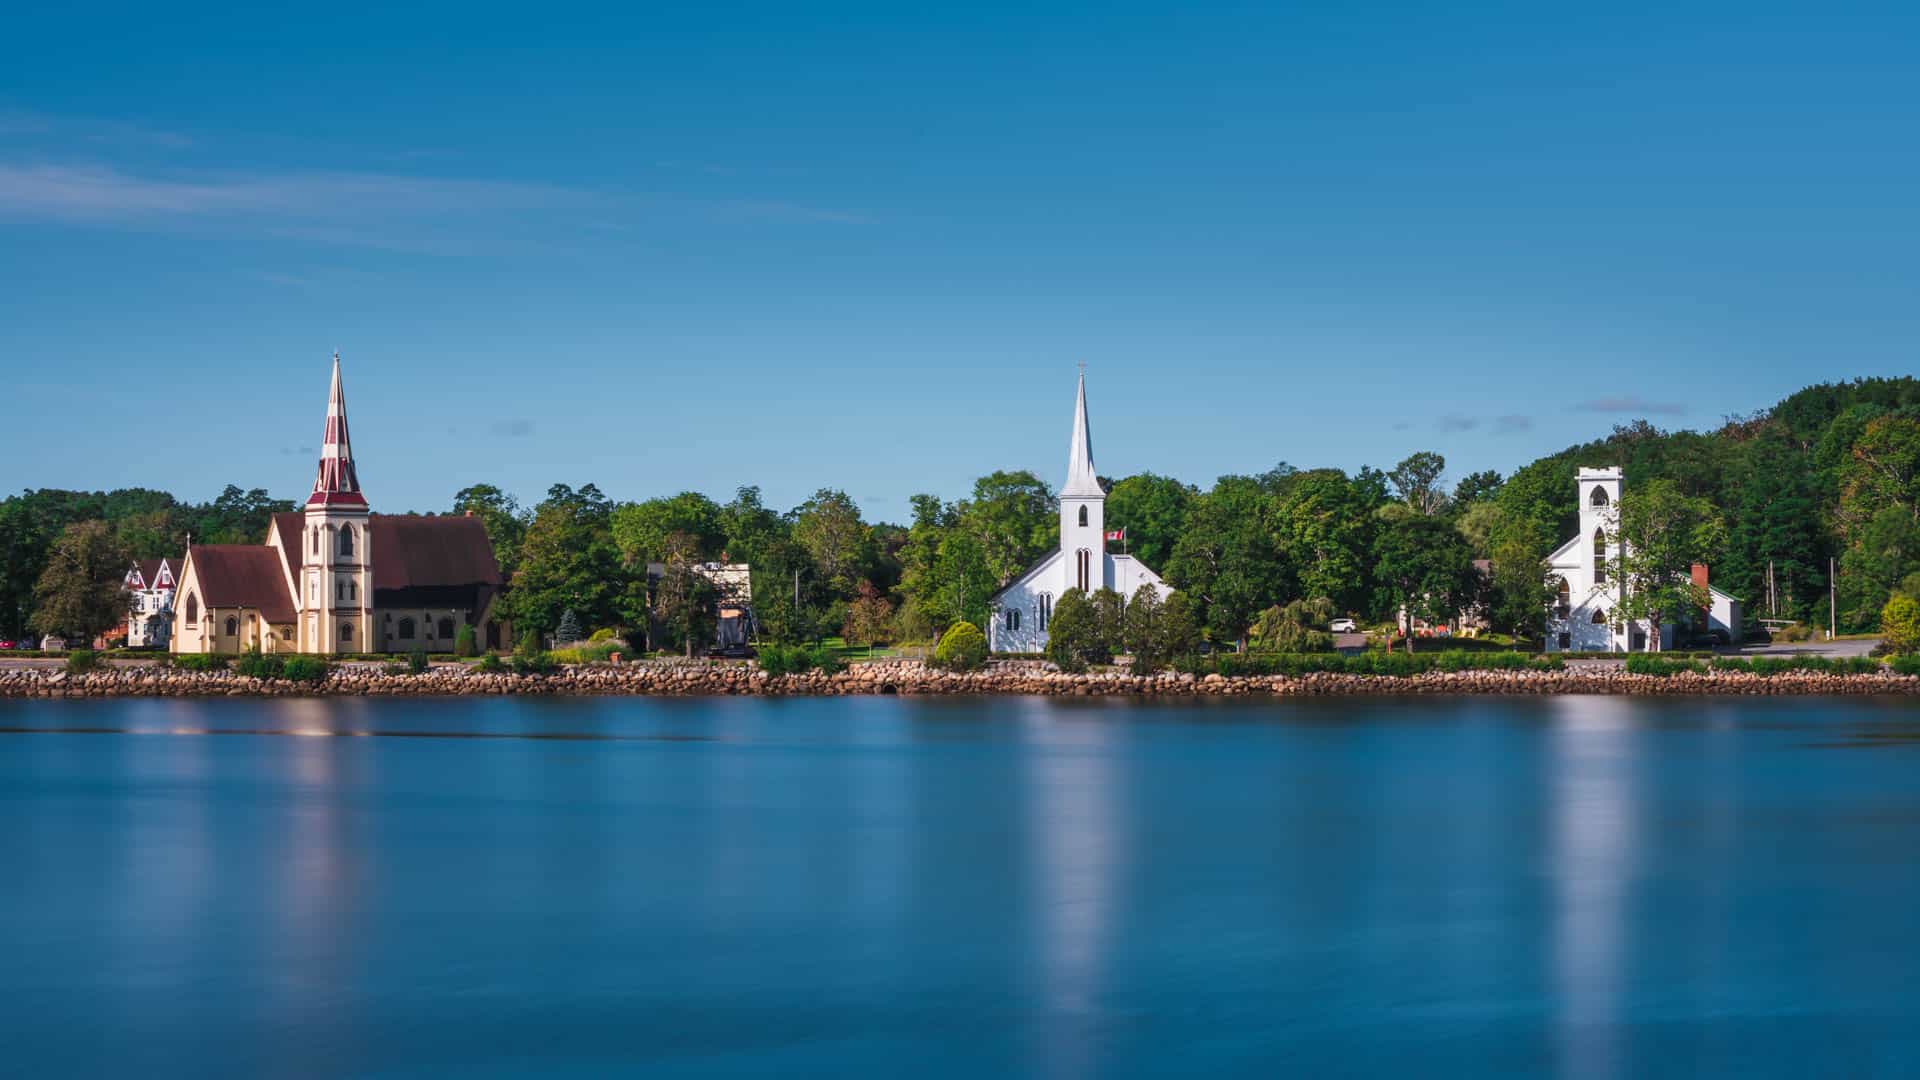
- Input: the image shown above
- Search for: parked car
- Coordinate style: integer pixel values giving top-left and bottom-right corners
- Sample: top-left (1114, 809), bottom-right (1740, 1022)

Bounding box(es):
top-left (1329, 618), bottom-right (1357, 634)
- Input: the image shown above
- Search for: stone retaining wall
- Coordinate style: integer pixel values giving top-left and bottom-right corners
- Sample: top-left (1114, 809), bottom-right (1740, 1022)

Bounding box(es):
top-left (3, 659), bottom-right (1916, 698)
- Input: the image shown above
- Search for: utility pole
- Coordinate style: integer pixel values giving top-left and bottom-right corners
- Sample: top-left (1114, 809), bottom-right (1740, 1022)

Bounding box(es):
top-left (1830, 556), bottom-right (1837, 640)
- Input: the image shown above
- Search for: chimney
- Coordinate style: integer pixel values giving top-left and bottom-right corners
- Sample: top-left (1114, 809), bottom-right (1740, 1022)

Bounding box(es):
top-left (1692, 563), bottom-right (1711, 631)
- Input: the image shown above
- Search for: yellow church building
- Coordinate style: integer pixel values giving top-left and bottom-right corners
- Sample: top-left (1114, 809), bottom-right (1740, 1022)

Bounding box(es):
top-left (171, 354), bottom-right (511, 656)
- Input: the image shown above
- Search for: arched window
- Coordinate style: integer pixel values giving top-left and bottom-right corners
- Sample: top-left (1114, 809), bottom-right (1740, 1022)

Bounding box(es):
top-left (224, 615), bottom-right (238, 636)
top-left (1039, 593), bottom-right (1053, 631)
top-left (1551, 576), bottom-right (1570, 617)
top-left (185, 593), bottom-right (199, 626)
top-left (438, 617), bottom-right (455, 640)
top-left (1006, 609), bottom-right (1021, 632)
top-left (337, 524), bottom-right (355, 558)
top-left (1593, 528), bottom-right (1609, 584)
top-left (1077, 505), bottom-right (1088, 527)
top-left (398, 617), bottom-right (416, 640)
top-left (1076, 549), bottom-right (1091, 593)
top-left (1591, 608), bottom-right (1609, 625)
top-left (1589, 486), bottom-right (1610, 508)
top-left (339, 622), bottom-right (354, 643)
top-left (310, 527), bottom-right (319, 555)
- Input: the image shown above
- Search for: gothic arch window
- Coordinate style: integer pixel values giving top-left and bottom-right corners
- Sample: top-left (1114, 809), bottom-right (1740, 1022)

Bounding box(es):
top-left (185, 592), bottom-right (199, 626)
top-left (310, 527), bottom-right (319, 555)
top-left (1006, 609), bottom-right (1021, 632)
top-left (1077, 505), bottom-right (1088, 527)
top-left (1591, 608), bottom-right (1609, 625)
top-left (1593, 529), bottom-right (1609, 584)
top-left (1590, 486), bottom-right (1611, 508)
top-left (224, 615), bottom-right (238, 636)
top-left (1551, 576), bottom-right (1570, 617)
top-left (1039, 593), bottom-right (1053, 631)
top-left (339, 622), bottom-right (354, 643)
top-left (338, 524), bottom-right (355, 558)
top-left (438, 617), bottom-right (455, 640)
top-left (1076, 549), bottom-right (1091, 593)
top-left (398, 617), bottom-right (416, 640)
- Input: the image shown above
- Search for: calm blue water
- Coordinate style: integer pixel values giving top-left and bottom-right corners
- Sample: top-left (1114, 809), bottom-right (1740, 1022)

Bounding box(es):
top-left (3, 695), bottom-right (1920, 1078)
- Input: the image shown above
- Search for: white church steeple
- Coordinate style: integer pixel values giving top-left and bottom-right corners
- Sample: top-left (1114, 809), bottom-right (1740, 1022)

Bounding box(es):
top-left (1059, 366), bottom-right (1107, 593)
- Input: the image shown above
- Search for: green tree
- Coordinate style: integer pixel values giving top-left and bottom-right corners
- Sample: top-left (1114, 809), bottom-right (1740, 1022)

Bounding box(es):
top-left (653, 531), bottom-right (716, 657)
top-left (1613, 478), bottom-right (1727, 650)
top-left (610, 491), bottom-right (725, 567)
top-left (1164, 476), bottom-right (1293, 648)
top-left (1090, 587), bottom-right (1126, 656)
top-left (1390, 451), bottom-right (1449, 515)
top-left (1840, 505), bottom-right (1920, 629)
top-left (554, 608), bottom-right (584, 644)
top-left (1122, 583), bottom-right (1167, 672)
top-left (1451, 469), bottom-right (1504, 506)
top-left (1373, 514), bottom-right (1479, 652)
top-left (842, 581), bottom-right (896, 652)
top-left (1043, 588), bottom-right (1106, 672)
top-left (957, 471), bottom-right (1056, 587)
top-left (929, 530), bottom-right (995, 632)
top-left (452, 484), bottom-right (530, 574)
top-left (1105, 473), bottom-right (1194, 569)
top-left (29, 520), bottom-right (131, 641)
top-left (1249, 596), bottom-right (1335, 653)
top-left (791, 488), bottom-right (873, 598)
top-left (1157, 591), bottom-right (1201, 661)
top-left (1272, 470), bottom-right (1375, 613)
top-left (504, 483), bottom-right (626, 635)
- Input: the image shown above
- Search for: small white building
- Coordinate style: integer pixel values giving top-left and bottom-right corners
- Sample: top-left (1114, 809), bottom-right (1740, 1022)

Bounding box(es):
top-left (1544, 467), bottom-right (1741, 652)
top-left (124, 557), bottom-right (181, 648)
top-left (988, 371), bottom-right (1170, 652)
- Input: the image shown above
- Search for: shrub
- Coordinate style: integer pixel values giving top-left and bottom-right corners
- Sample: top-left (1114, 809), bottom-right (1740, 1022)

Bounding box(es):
top-left (65, 649), bottom-right (99, 674)
top-left (757, 643), bottom-right (813, 677)
top-left (554, 609), bottom-right (584, 645)
top-left (1881, 596), bottom-right (1920, 656)
top-left (381, 662), bottom-right (408, 676)
top-left (1625, 655), bottom-right (1704, 677)
top-left (234, 648), bottom-right (286, 679)
top-left (281, 656), bottom-right (331, 684)
top-left (173, 653), bottom-right (229, 672)
top-left (1173, 649), bottom-right (1563, 678)
top-left (475, 652), bottom-right (505, 673)
top-left (407, 649), bottom-right (430, 675)
top-left (1892, 655), bottom-right (1920, 676)
top-left (576, 641), bottom-right (624, 663)
top-left (807, 644), bottom-right (847, 675)
top-left (588, 627), bottom-right (618, 643)
top-left (933, 621), bottom-right (989, 672)
top-left (453, 623), bottom-right (478, 658)
top-left (1772, 623), bottom-right (1814, 643)
top-left (512, 650), bottom-right (557, 676)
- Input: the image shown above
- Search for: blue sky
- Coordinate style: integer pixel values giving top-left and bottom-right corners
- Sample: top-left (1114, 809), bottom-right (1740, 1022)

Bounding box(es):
top-left (4, 1), bottom-right (1917, 522)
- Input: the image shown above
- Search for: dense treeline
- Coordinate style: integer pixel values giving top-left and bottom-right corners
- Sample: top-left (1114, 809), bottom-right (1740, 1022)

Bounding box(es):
top-left (7, 377), bottom-right (1919, 646)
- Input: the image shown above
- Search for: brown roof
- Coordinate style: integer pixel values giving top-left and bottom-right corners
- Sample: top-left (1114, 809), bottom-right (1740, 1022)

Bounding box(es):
top-left (268, 512), bottom-right (503, 591)
top-left (185, 546), bottom-right (297, 623)
top-left (131, 557), bottom-right (182, 590)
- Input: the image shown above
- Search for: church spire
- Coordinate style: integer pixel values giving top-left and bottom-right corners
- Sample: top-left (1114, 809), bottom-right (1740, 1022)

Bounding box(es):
top-left (306, 350), bottom-right (366, 508)
top-left (1062, 365), bottom-right (1102, 498)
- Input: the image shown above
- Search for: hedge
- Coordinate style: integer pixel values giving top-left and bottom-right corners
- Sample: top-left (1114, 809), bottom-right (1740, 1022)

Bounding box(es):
top-left (1174, 650), bottom-right (1565, 678)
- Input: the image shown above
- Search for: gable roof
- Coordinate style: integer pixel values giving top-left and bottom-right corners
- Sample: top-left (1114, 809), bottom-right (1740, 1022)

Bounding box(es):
top-left (267, 513), bottom-right (504, 591)
top-left (183, 546), bottom-right (298, 623)
top-left (989, 548), bottom-right (1064, 602)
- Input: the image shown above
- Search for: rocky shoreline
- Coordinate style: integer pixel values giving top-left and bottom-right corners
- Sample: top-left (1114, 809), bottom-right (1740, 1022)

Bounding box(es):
top-left (3, 659), bottom-right (1917, 698)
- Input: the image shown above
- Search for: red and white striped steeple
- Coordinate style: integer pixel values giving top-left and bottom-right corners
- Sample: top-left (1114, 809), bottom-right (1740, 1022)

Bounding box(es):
top-left (307, 351), bottom-right (366, 508)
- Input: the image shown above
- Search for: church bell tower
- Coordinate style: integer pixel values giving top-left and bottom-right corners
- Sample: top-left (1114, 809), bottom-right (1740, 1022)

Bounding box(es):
top-left (1059, 368), bottom-right (1107, 594)
top-left (300, 351), bottom-right (373, 654)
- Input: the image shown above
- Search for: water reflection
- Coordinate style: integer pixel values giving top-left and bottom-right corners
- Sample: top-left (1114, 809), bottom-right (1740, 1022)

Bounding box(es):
top-left (1549, 697), bottom-right (1640, 1080)
top-left (1020, 699), bottom-right (1129, 1078)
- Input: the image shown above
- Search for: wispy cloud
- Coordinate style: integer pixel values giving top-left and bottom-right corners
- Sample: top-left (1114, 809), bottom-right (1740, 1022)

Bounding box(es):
top-left (1492, 414), bottom-right (1532, 434)
top-left (489, 419), bottom-right (535, 438)
top-left (278, 445), bottom-right (315, 457)
top-left (0, 163), bottom-right (588, 222)
top-left (1575, 394), bottom-right (1687, 416)
top-left (0, 108), bottom-right (194, 149)
top-left (1437, 413), bottom-right (1479, 433)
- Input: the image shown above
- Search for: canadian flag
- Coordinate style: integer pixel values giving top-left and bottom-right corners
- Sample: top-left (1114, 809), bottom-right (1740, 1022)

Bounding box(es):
top-left (1104, 529), bottom-right (1125, 541)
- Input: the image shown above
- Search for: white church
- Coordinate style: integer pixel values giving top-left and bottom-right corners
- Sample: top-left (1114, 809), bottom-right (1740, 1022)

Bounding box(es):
top-left (1545, 466), bottom-right (1742, 652)
top-left (988, 372), bottom-right (1170, 652)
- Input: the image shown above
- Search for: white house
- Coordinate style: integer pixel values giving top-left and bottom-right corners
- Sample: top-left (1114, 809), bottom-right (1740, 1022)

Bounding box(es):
top-left (988, 372), bottom-right (1170, 652)
top-left (1544, 466), bottom-right (1742, 652)
top-left (124, 557), bottom-right (181, 648)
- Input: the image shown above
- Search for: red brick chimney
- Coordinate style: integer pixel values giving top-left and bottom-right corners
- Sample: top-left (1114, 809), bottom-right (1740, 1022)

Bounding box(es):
top-left (1692, 563), bottom-right (1711, 632)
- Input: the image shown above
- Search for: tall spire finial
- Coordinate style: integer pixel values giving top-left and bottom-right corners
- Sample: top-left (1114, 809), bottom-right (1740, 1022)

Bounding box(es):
top-left (306, 349), bottom-right (367, 509)
top-left (1062, 364), bottom-right (1101, 498)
